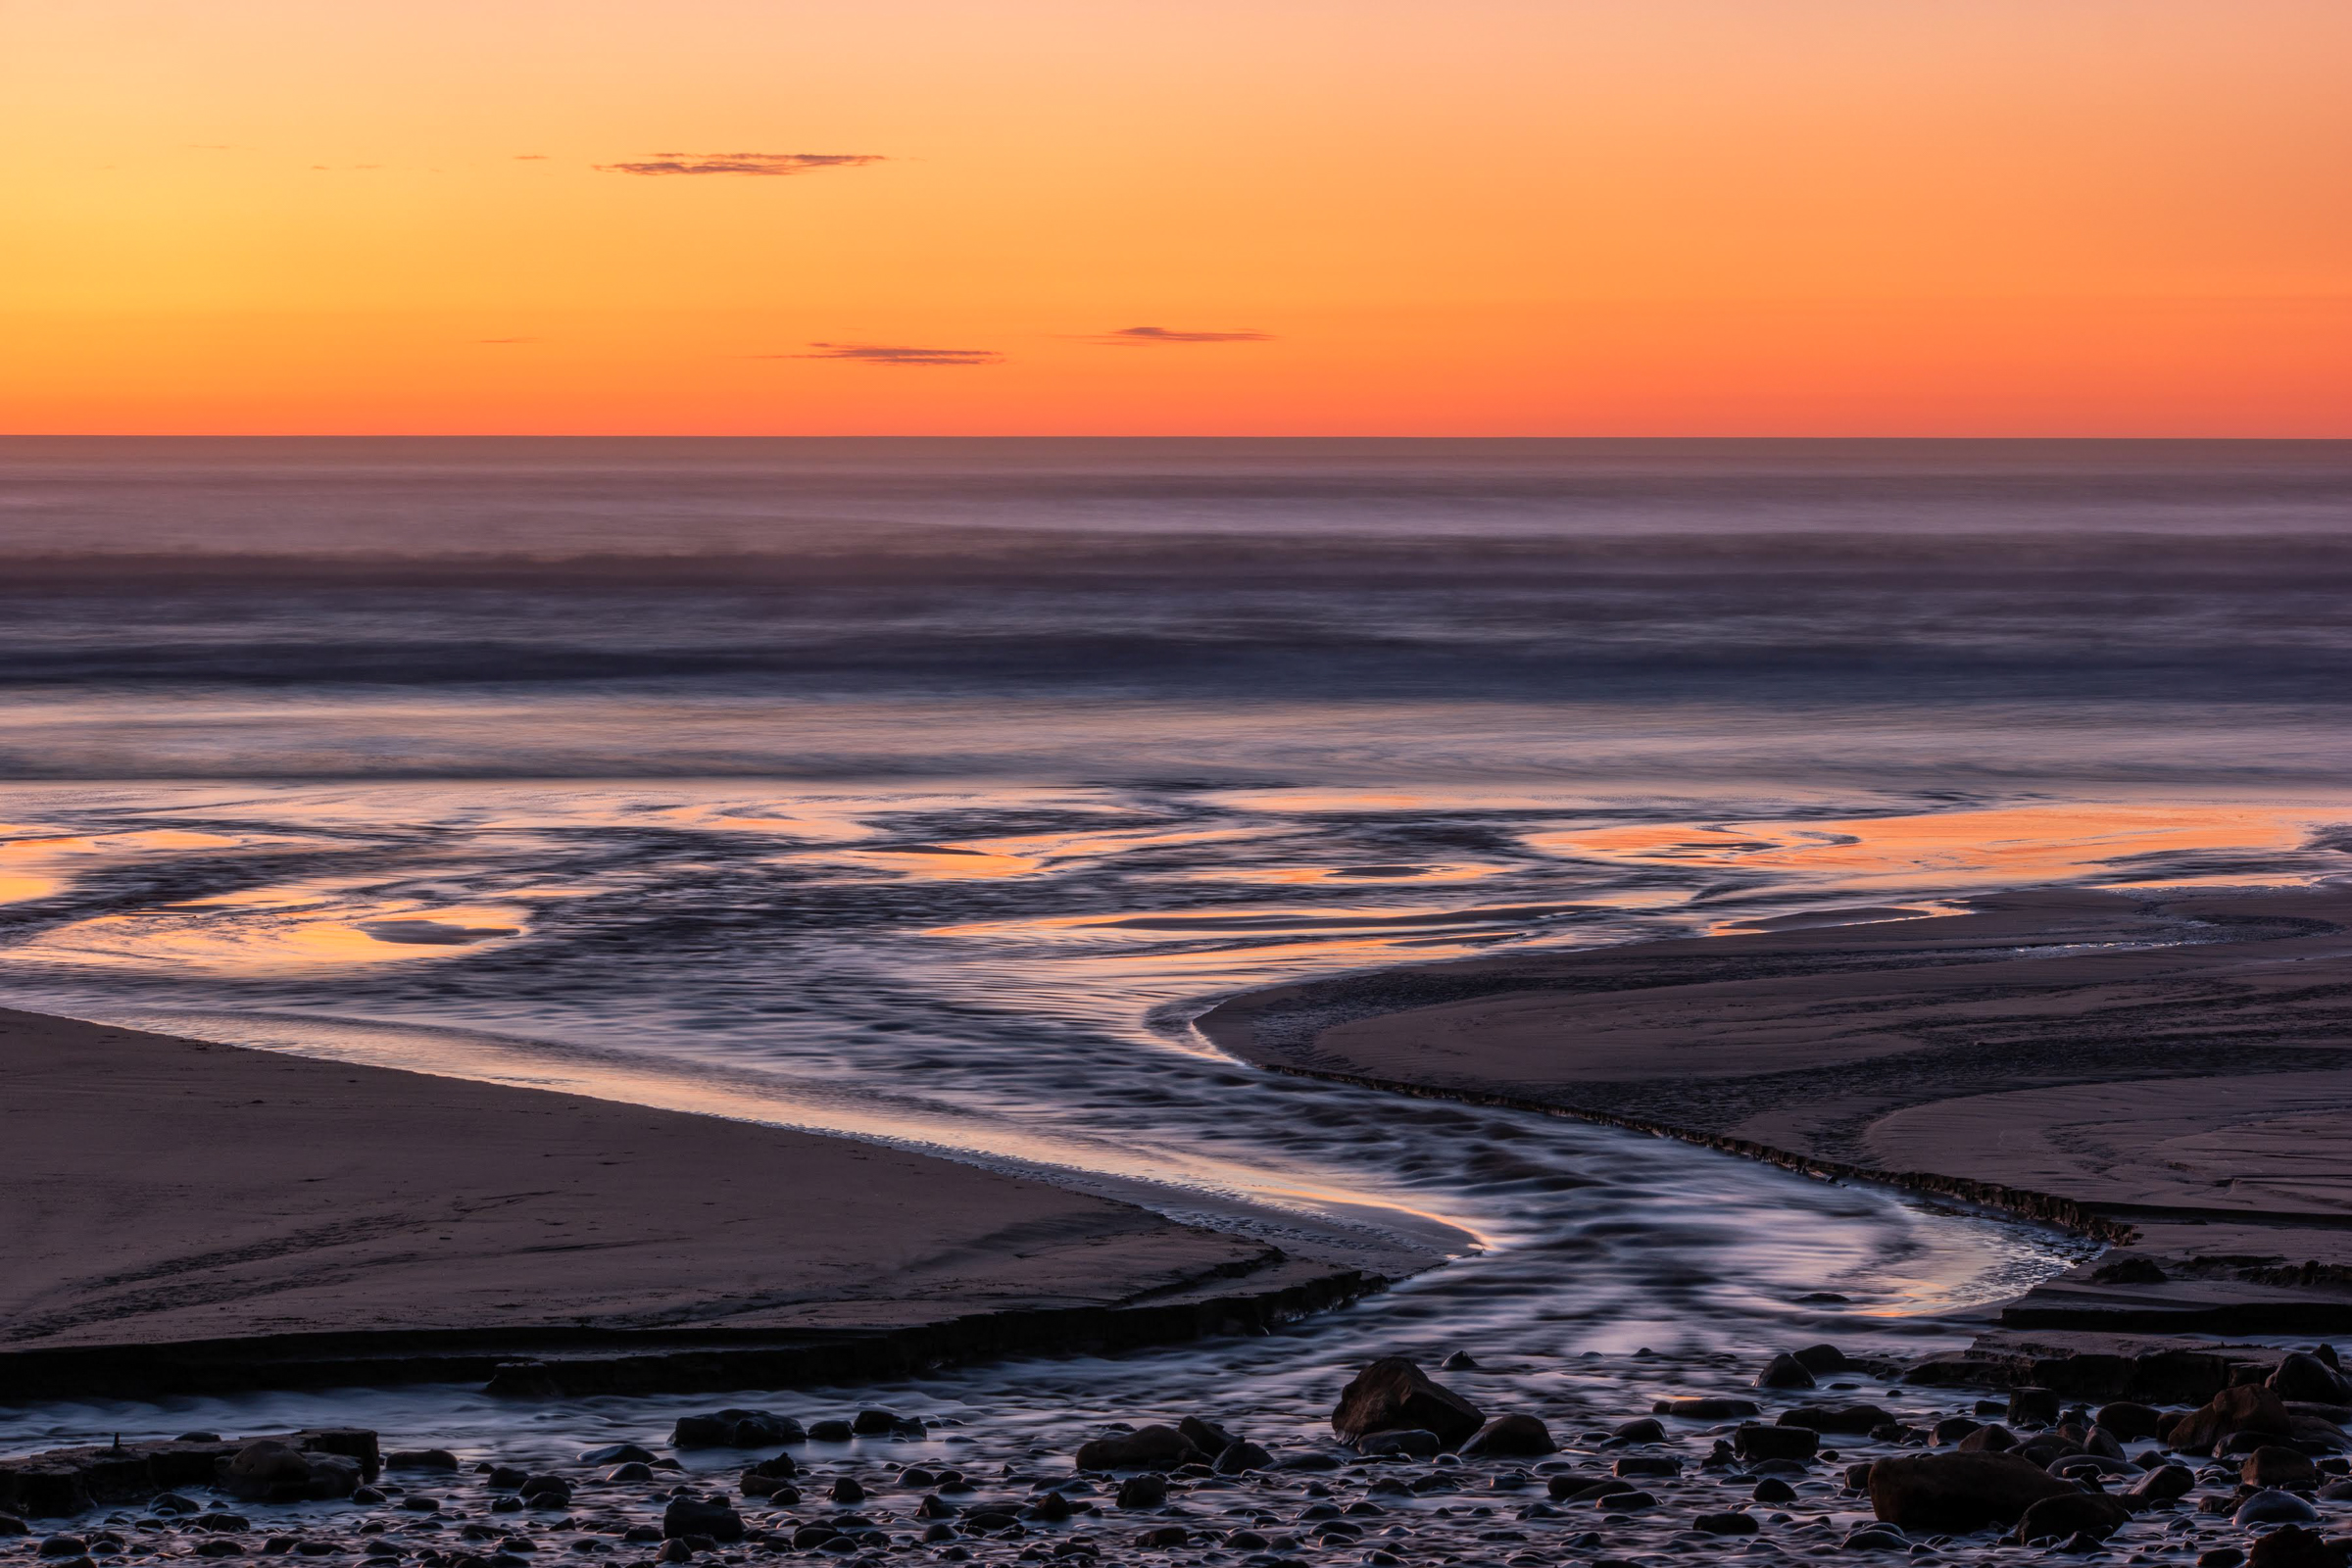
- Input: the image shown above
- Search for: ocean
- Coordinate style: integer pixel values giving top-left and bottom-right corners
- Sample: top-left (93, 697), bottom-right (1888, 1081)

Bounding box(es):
top-left (2, 436), bottom-right (2347, 1449)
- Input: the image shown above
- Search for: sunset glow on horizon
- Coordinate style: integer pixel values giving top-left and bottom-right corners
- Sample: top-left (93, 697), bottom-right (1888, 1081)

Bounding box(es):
top-left (6, 0), bottom-right (2348, 436)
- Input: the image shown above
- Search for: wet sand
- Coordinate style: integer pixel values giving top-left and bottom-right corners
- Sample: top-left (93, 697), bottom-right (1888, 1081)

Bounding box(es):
top-left (1200, 886), bottom-right (2352, 1337)
top-left (0, 1009), bottom-right (1363, 1396)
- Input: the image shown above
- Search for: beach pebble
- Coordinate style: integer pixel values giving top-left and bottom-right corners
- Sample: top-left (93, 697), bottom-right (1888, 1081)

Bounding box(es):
top-left (1212, 1440), bottom-right (1272, 1474)
top-left (1610, 1417), bottom-right (1666, 1444)
top-left (1733, 1424), bottom-right (1817, 1462)
top-left (659, 1497), bottom-right (742, 1544)
top-left (1865, 1451), bottom-right (2075, 1532)
top-left (1074, 1425), bottom-right (1199, 1472)
top-left (1790, 1344), bottom-right (1851, 1374)
top-left (1174, 1416), bottom-right (1235, 1459)
top-left (828, 1477), bottom-right (865, 1504)
top-left (2248, 1525), bottom-right (2339, 1568)
top-left (1692, 1510), bottom-right (1758, 1536)
top-left (2233, 1489), bottom-right (2320, 1527)
top-left (670, 1411), bottom-right (801, 1450)
top-left (2011, 1491), bottom-right (2132, 1544)
top-left (385, 1451), bottom-right (459, 1472)
top-left (578, 1445), bottom-right (656, 1466)
top-left (1751, 1477), bottom-right (1795, 1503)
top-left (1355, 1429), bottom-right (1439, 1459)
top-left (805, 1420), bottom-right (853, 1443)
top-left (1114, 1475), bottom-right (1166, 1509)
top-left (2243, 1446), bottom-right (2319, 1488)
top-left (2094, 1401), bottom-right (2165, 1442)
top-left (1753, 1354), bottom-right (1815, 1391)
top-left (1652, 1397), bottom-right (1758, 1420)
top-left (1440, 1351), bottom-right (1481, 1371)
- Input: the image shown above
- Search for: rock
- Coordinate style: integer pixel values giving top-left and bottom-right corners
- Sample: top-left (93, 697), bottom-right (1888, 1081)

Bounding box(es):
top-left (1653, 1397), bottom-right (1759, 1420)
top-left (37, 1539), bottom-right (87, 1559)
top-left (850, 1410), bottom-right (900, 1437)
top-left (1611, 1417), bottom-right (1666, 1444)
top-left (1332, 1357), bottom-right (1485, 1449)
top-left (913, 1494), bottom-right (957, 1520)
top-left (2322, 1479), bottom-right (2352, 1502)
top-left (2129, 1463), bottom-right (2197, 1502)
top-left (1020, 1492), bottom-right (1071, 1523)
top-left (1780, 1404), bottom-right (1892, 1435)
top-left (2244, 1446), bottom-right (2321, 1489)
top-left (1074, 1426), bottom-right (1200, 1472)
top-left (1459, 1414), bottom-right (1555, 1458)
top-left (1791, 1345), bottom-right (1852, 1374)
top-left (2012, 1492), bottom-right (2132, 1544)
top-left (660, 1497), bottom-right (742, 1544)
top-left (2174, 1386), bottom-right (2296, 1455)
top-left (2009, 1388), bottom-right (2062, 1428)
top-left (2273, 1355), bottom-right (2352, 1406)
top-left (1115, 1475), bottom-right (1167, 1509)
top-left (2247, 1526), bottom-right (2342, 1568)
top-left (2094, 1402), bottom-right (2166, 1442)
top-left (806, 1420), bottom-right (852, 1443)
top-left (669, 1412), bottom-right (801, 1450)
top-left (2092, 1254), bottom-right (2169, 1285)
top-left (1174, 1417), bottom-right (1234, 1459)
top-left (1734, 1425), bottom-right (1818, 1462)
top-left (1594, 1489), bottom-right (1656, 1510)
top-left (829, 1478), bottom-right (865, 1505)
top-left (2200, 1550), bottom-right (2249, 1568)
top-left (1866, 1451), bottom-right (2078, 1532)
top-left (2234, 1490), bottom-right (2321, 1527)
top-left (1957, 1423), bottom-right (2018, 1453)
top-left (516, 1475), bottom-right (569, 1504)
top-left (1354, 1430), bottom-right (1439, 1459)
top-left (1755, 1354), bottom-right (1817, 1391)
top-left (1932, 1416), bottom-right (1983, 1446)
top-left (579, 1445), bottom-right (656, 1466)
top-left (1614, 1456), bottom-right (1680, 1478)
top-left (737, 1456), bottom-right (797, 1497)
top-left (220, 1444), bottom-right (360, 1504)
top-left (1754, 1477), bottom-right (1796, 1503)
top-left (1693, 1510), bottom-right (1759, 1535)
top-left (1211, 1440), bottom-right (1271, 1475)
top-left (385, 1451), bottom-right (459, 1472)
top-left (1846, 1525), bottom-right (1910, 1551)
top-left (0, 1517), bottom-right (26, 1537)
top-left (1440, 1351), bottom-right (1481, 1371)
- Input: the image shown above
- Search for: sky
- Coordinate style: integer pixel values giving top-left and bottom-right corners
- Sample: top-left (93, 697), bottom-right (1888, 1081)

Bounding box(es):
top-left (4, 0), bottom-right (2348, 435)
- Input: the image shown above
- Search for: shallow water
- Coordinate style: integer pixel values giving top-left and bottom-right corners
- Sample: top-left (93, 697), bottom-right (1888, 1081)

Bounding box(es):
top-left (5, 439), bottom-right (2350, 1455)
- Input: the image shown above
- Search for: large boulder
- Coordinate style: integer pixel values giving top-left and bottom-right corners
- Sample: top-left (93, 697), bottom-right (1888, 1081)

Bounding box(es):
top-left (1331, 1358), bottom-right (1485, 1449)
top-left (1459, 1415), bottom-right (1555, 1458)
top-left (671, 1410), bottom-right (802, 1449)
top-left (661, 1496), bottom-right (743, 1544)
top-left (2011, 1492), bottom-right (2132, 1544)
top-left (2172, 1385), bottom-right (2295, 1455)
top-left (2272, 1354), bottom-right (2352, 1406)
top-left (220, 1443), bottom-right (360, 1504)
top-left (1866, 1452), bottom-right (2077, 1533)
top-left (1074, 1426), bottom-right (1200, 1472)
top-left (2247, 1525), bottom-right (2343, 1568)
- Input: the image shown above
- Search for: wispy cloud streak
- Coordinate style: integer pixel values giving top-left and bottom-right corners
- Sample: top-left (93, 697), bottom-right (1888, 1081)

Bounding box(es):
top-left (597, 152), bottom-right (885, 176)
top-left (763, 343), bottom-right (1004, 367)
top-left (1090, 325), bottom-right (1273, 345)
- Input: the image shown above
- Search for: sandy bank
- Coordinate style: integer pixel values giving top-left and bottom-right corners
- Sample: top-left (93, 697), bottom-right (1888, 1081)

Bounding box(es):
top-left (1200, 887), bottom-right (2352, 1336)
top-left (0, 1009), bottom-right (1369, 1397)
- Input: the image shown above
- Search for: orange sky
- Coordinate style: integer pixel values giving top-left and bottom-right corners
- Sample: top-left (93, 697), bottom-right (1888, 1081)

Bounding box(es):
top-left (4, 0), bottom-right (2348, 435)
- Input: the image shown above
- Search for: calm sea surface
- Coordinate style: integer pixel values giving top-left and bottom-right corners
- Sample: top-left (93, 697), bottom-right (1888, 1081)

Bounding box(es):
top-left (4, 437), bottom-right (2348, 1447)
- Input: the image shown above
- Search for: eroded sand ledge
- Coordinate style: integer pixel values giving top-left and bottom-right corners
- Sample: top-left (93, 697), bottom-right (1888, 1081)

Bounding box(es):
top-left (0, 1009), bottom-right (1370, 1397)
top-left (1200, 886), bottom-right (2352, 1343)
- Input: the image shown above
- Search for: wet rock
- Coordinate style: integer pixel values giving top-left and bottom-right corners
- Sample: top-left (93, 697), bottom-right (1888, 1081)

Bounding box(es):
top-left (2233, 1490), bottom-right (2321, 1527)
top-left (849, 1410), bottom-right (902, 1437)
top-left (2198, 1551), bottom-right (2248, 1568)
top-left (1019, 1492), bottom-right (1071, 1523)
top-left (516, 1475), bottom-right (569, 1506)
top-left (38, 1539), bottom-right (87, 1558)
top-left (2244, 1446), bottom-right (2320, 1489)
top-left (1611, 1417), bottom-right (1665, 1444)
top-left (660, 1497), bottom-right (742, 1544)
top-left (1114, 1475), bottom-right (1166, 1509)
top-left (737, 1456), bottom-right (797, 1498)
top-left (1733, 1424), bottom-right (1817, 1462)
top-left (0, 1516), bottom-right (26, 1537)
top-left (2128, 1463), bottom-right (2197, 1503)
top-left (1957, 1423), bottom-right (2017, 1453)
top-left (2247, 1525), bottom-right (2341, 1568)
top-left (1754, 1354), bottom-right (1816, 1391)
top-left (1174, 1417), bottom-right (1234, 1459)
top-left (2175, 1386), bottom-right (2297, 1455)
top-left (1459, 1415), bottom-right (1554, 1458)
top-left (1653, 1397), bottom-right (1759, 1420)
top-left (1693, 1510), bottom-right (1759, 1535)
top-left (1791, 1344), bottom-right (1852, 1374)
top-left (2273, 1355), bottom-right (2352, 1406)
top-left (2321, 1478), bottom-right (2352, 1502)
top-left (578, 1445), bottom-right (655, 1466)
top-left (2012, 1492), bottom-right (2132, 1544)
top-left (1752, 1477), bottom-right (1795, 1503)
top-left (222, 1443), bottom-right (361, 1504)
top-left (828, 1478), bottom-right (865, 1505)
top-left (1353, 1430), bottom-right (1438, 1459)
top-left (1594, 1489), bottom-right (1657, 1511)
top-left (2095, 1401), bottom-right (2166, 1442)
top-left (1552, 1477), bottom-right (1640, 1502)
top-left (805, 1420), bottom-right (853, 1443)
top-left (1074, 1426), bottom-right (1199, 1472)
top-left (669, 1412), bottom-right (801, 1450)
top-left (1932, 1416), bottom-right (1983, 1446)
top-left (1440, 1351), bottom-right (1481, 1371)
top-left (2009, 1388), bottom-right (2063, 1428)
top-left (1613, 1456), bottom-right (1680, 1478)
top-left (1779, 1404), bottom-right (1892, 1435)
top-left (386, 1451), bottom-right (459, 1472)
top-left (913, 1494), bottom-right (958, 1520)
top-left (1866, 1451), bottom-right (2077, 1532)
top-left (1211, 1440), bottom-right (1271, 1475)
top-left (1331, 1357), bottom-right (1485, 1449)
top-left (610, 1462), bottom-right (655, 1483)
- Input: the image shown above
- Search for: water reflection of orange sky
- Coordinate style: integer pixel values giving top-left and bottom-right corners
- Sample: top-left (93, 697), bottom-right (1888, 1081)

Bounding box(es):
top-left (1531, 802), bottom-right (2340, 892)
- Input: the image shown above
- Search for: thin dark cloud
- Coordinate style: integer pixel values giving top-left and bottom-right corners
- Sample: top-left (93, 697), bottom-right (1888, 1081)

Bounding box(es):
top-left (514, 154), bottom-right (550, 161)
top-left (597, 152), bottom-right (885, 177)
top-left (770, 342), bottom-right (1004, 367)
top-left (1091, 325), bottom-right (1273, 346)
top-left (476, 337), bottom-right (539, 345)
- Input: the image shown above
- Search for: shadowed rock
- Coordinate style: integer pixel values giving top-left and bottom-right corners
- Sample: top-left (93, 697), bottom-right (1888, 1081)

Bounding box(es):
top-left (1331, 1358), bottom-right (1485, 1448)
top-left (1867, 1451), bottom-right (2076, 1532)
